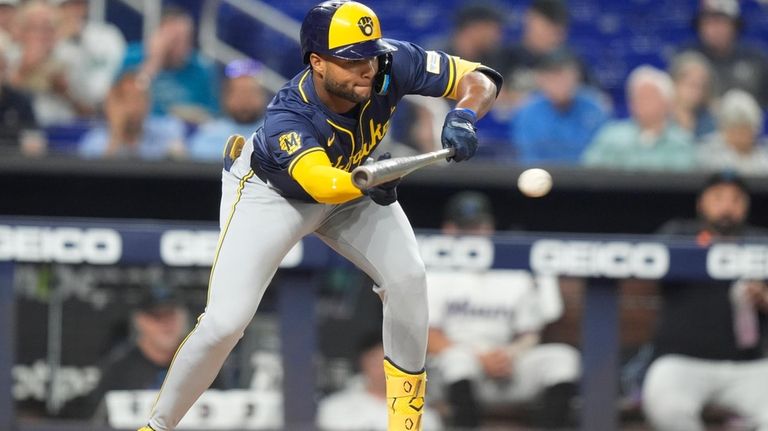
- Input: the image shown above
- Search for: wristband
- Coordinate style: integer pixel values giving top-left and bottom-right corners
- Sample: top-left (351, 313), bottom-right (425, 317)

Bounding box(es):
top-left (453, 107), bottom-right (477, 121)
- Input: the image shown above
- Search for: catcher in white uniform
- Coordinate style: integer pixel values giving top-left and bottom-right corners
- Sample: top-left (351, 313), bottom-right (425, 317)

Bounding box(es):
top-left (426, 192), bottom-right (580, 428)
top-left (137, 1), bottom-right (502, 430)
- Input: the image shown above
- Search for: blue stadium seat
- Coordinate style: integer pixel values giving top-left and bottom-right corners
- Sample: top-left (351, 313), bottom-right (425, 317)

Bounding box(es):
top-left (45, 121), bottom-right (97, 155)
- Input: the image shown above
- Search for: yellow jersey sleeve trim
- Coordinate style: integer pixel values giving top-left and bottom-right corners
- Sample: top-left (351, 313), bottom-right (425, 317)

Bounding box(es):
top-left (440, 55), bottom-right (456, 98)
top-left (291, 150), bottom-right (363, 204)
top-left (287, 146), bottom-right (325, 177)
top-left (298, 70), bottom-right (311, 103)
top-left (446, 57), bottom-right (483, 100)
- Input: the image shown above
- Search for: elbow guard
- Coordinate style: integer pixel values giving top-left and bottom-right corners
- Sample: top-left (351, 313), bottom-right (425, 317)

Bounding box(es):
top-left (475, 65), bottom-right (504, 98)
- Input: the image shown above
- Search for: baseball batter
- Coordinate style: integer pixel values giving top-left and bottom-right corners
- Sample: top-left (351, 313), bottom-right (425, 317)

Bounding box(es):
top-left (138, 1), bottom-right (501, 430)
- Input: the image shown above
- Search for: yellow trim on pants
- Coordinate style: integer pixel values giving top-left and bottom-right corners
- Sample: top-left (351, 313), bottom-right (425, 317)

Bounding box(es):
top-left (149, 170), bottom-right (255, 417)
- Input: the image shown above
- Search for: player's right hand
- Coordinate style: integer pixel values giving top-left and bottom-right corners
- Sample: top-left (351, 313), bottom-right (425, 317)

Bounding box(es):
top-left (365, 153), bottom-right (400, 206)
top-left (478, 348), bottom-right (513, 378)
top-left (441, 108), bottom-right (478, 162)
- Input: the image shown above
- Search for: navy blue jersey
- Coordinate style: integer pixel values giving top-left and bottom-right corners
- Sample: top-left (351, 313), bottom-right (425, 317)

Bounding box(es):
top-left (252, 39), bottom-right (469, 202)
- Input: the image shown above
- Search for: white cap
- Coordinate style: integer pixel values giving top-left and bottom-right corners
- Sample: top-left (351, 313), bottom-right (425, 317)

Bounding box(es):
top-left (700, 0), bottom-right (740, 19)
top-left (719, 89), bottom-right (763, 132)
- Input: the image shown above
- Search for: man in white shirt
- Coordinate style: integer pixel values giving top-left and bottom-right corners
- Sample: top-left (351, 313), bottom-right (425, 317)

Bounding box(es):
top-left (53, 0), bottom-right (126, 110)
top-left (427, 191), bottom-right (580, 429)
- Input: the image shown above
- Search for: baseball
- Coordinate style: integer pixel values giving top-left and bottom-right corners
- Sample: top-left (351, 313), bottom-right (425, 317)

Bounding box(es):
top-left (517, 168), bottom-right (552, 198)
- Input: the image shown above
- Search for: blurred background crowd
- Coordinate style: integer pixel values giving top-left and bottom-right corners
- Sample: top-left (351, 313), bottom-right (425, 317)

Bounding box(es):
top-left (0, 0), bottom-right (767, 175)
top-left (5, 0), bottom-right (768, 430)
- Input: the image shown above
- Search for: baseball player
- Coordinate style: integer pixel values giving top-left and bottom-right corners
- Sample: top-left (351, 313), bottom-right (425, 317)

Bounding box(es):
top-left (138, 1), bottom-right (501, 430)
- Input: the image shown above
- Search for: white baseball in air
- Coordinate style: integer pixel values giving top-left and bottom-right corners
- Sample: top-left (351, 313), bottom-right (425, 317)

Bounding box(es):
top-left (517, 168), bottom-right (552, 198)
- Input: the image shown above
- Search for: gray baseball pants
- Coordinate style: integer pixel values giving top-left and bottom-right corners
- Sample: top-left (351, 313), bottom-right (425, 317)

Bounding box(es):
top-left (147, 142), bottom-right (428, 430)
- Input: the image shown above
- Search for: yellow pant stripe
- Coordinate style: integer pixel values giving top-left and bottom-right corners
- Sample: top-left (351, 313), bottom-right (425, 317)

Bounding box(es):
top-left (149, 170), bottom-right (254, 417)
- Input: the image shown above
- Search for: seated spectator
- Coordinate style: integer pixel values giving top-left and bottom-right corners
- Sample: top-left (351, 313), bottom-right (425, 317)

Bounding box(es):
top-left (442, 2), bottom-right (505, 68)
top-left (78, 71), bottom-right (186, 159)
top-left (0, 0), bottom-right (18, 51)
top-left (0, 47), bottom-right (45, 156)
top-left (643, 172), bottom-right (768, 430)
top-left (512, 48), bottom-right (608, 164)
top-left (669, 51), bottom-right (717, 138)
top-left (697, 89), bottom-right (768, 175)
top-left (427, 191), bottom-right (580, 429)
top-left (583, 66), bottom-right (695, 171)
top-left (122, 6), bottom-right (218, 123)
top-left (501, 0), bottom-right (597, 106)
top-left (397, 3), bottom-right (504, 158)
top-left (188, 59), bottom-right (266, 161)
top-left (7, 0), bottom-right (89, 125)
top-left (317, 331), bottom-right (443, 431)
top-left (62, 284), bottom-right (226, 420)
top-left (683, 0), bottom-right (768, 107)
top-left (53, 0), bottom-right (126, 111)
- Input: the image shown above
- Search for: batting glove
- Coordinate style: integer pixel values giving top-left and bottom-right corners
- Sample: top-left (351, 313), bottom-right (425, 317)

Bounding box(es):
top-left (441, 108), bottom-right (478, 162)
top-left (365, 153), bottom-right (400, 206)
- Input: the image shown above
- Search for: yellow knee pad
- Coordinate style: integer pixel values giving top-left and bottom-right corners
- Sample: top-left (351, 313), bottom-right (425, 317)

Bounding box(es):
top-left (384, 358), bottom-right (426, 431)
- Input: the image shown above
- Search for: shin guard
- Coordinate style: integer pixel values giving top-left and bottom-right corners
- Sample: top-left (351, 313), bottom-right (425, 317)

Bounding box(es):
top-left (384, 357), bottom-right (426, 431)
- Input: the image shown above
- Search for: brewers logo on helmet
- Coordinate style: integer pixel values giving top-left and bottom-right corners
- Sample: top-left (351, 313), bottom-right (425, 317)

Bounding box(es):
top-left (300, 1), bottom-right (396, 94)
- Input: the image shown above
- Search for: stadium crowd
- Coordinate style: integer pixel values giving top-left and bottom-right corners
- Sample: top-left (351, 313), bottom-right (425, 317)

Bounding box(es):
top-left (0, 0), bottom-right (765, 175)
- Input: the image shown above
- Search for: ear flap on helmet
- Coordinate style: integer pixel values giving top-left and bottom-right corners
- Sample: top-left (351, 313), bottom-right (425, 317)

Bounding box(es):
top-left (374, 53), bottom-right (392, 96)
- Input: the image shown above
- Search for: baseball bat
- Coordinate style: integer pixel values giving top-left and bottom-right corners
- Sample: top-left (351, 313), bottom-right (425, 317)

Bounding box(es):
top-left (351, 148), bottom-right (455, 190)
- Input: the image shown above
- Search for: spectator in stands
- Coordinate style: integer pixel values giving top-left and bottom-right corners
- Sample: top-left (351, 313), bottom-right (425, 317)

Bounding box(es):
top-left (502, 0), bottom-right (596, 106)
top-left (0, 46), bottom-right (45, 156)
top-left (445, 2), bottom-right (505, 68)
top-left (317, 331), bottom-right (443, 430)
top-left (697, 89), bottom-right (768, 175)
top-left (52, 0), bottom-right (126, 111)
top-left (8, 0), bottom-right (89, 125)
top-left (78, 71), bottom-right (186, 159)
top-left (122, 5), bottom-right (218, 124)
top-left (512, 47), bottom-right (608, 164)
top-left (643, 172), bottom-right (768, 431)
top-left (669, 51), bottom-right (717, 139)
top-left (426, 191), bottom-right (580, 429)
top-left (684, 0), bottom-right (768, 107)
top-left (63, 284), bottom-right (227, 420)
top-left (189, 59), bottom-right (267, 161)
top-left (583, 65), bottom-right (695, 171)
top-left (0, 0), bottom-right (18, 51)
top-left (401, 1), bottom-right (511, 159)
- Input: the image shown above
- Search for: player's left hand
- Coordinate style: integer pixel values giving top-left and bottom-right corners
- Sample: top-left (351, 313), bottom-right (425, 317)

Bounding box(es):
top-left (366, 153), bottom-right (400, 206)
top-left (441, 108), bottom-right (478, 162)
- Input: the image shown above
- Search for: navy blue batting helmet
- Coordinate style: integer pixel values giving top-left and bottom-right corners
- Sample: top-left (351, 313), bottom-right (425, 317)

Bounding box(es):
top-left (300, 1), bottom-right (397, 64)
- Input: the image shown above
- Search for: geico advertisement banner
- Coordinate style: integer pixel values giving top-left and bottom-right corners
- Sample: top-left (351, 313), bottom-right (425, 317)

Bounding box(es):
top-left (0, 225), bottom-right (121, 264)
top-left (530, 240), bottom-right (670, 279)
top-left (2, 223), bottom-right (768, 279)
top-left (159, 230), bottom-right (303, 268)
top-left (707, 244), bottom-right (768, 279)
